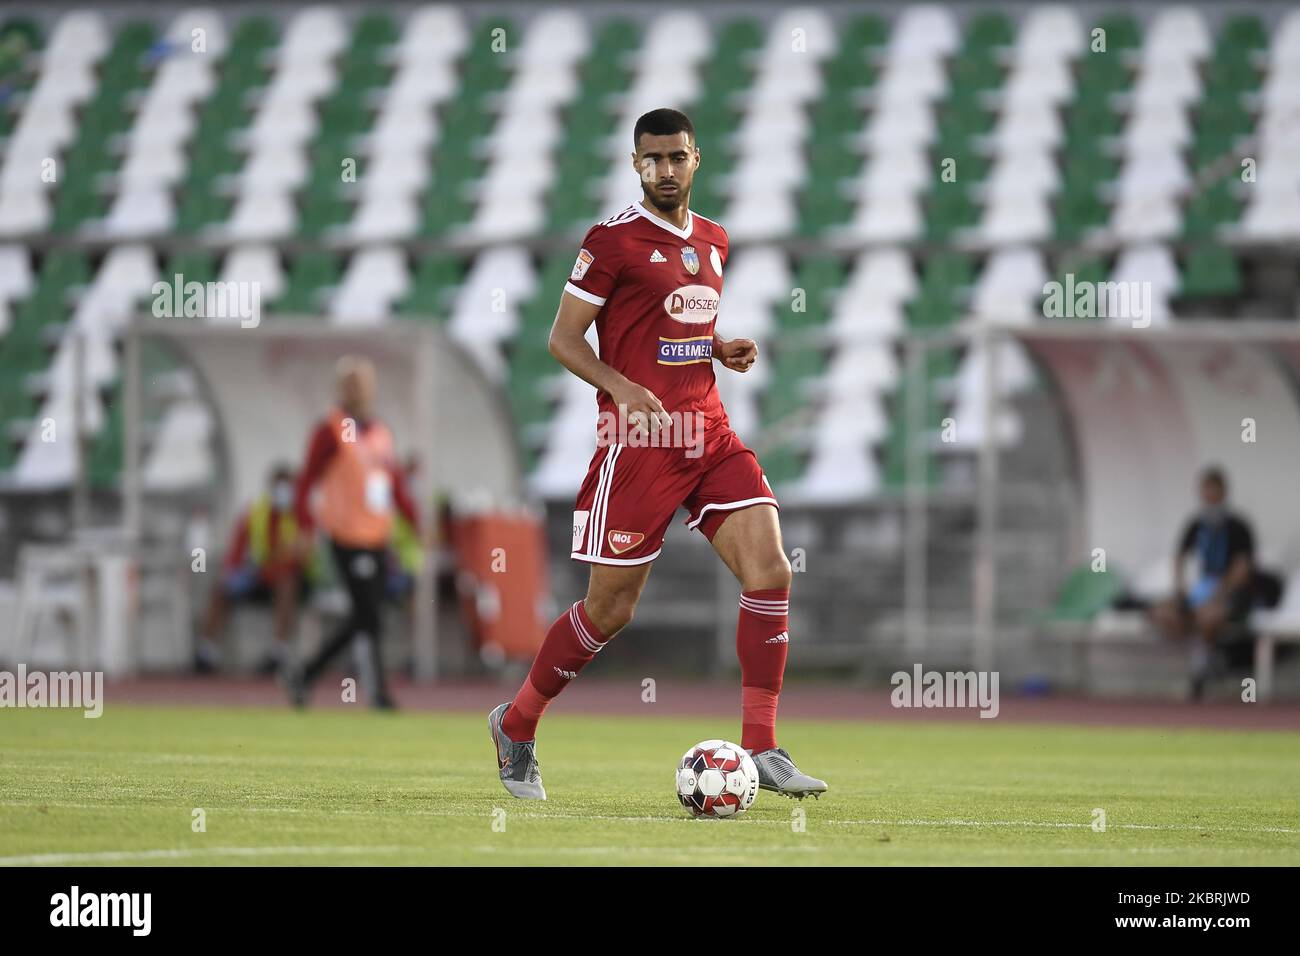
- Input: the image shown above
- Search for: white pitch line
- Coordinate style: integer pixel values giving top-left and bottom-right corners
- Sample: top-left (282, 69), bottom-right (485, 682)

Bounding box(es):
top-left (5, 801), bottom-right (1294, 837)
top-left (0, 846), bottom-right (417, 866)
top-left (3, 800), bottom-right (1296, 835)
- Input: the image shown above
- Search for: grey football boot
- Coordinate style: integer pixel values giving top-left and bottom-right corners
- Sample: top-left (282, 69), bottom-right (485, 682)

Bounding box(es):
top-left (488, 702), bottom-right (546, 800)
top-left (750, 747), bottom-right (828, 800)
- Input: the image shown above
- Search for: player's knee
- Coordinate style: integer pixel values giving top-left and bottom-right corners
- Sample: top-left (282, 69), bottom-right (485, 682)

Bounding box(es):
top-left (585, 591), bottom-right (638, 637)
top-left (743, 550), bottom-right (791, 592)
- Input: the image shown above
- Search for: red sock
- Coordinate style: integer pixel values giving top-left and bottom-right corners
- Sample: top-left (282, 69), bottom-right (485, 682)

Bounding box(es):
top-left (736, 588), bottom-right (789, 752)
top-left (501, 601), bottom-right (609, 741)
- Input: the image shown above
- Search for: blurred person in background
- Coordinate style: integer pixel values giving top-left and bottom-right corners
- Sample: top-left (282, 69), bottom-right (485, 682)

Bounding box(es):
top-left (1151, 466), bottom-right (1255, 699)
top-left (196, 464), bottom-right (314, 675)
top-left (285, 356), bottom-right (420, 710)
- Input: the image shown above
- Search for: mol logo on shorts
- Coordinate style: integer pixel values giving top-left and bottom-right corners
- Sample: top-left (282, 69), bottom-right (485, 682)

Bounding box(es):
top-left (658, 334), bottom-right (713, 366)
top-left (663, 285), bottom-right (719, 324)
top-left (607, 529), bottom-right (645, 555)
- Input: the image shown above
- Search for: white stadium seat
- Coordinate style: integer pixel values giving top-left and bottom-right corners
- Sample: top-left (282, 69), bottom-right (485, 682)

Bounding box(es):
top-left (220, 246), bottom-right (286, 302)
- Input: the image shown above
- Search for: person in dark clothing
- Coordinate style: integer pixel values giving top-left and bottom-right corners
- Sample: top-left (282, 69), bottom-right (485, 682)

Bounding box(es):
top-left (1151, 466), bottom-right (1255, 699)
top-left (285, 356), bottom-right (420, 710)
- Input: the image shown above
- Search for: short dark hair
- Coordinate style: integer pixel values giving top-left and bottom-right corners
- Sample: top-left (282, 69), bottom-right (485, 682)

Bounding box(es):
top-left (633, 108), bottom-right (694, 149)
top-left (1200, 466), bottom-right (1227, 491)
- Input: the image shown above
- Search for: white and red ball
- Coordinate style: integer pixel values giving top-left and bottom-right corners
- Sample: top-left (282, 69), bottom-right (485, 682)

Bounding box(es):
top-left (675, 739), bottom-right (759, 818)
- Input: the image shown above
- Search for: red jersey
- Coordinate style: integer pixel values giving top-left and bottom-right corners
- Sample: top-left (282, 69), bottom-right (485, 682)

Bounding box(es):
top-left (563, 201), bottom-right (731, 437)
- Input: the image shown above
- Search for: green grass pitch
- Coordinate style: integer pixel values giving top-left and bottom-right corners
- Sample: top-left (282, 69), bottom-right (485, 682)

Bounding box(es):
top-left (2, 706), bottom-right (1298, 865)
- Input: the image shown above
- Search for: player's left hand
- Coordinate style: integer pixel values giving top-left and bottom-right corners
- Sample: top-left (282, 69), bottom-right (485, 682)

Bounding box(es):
top-left (716, 337), bottom-right (757, 373)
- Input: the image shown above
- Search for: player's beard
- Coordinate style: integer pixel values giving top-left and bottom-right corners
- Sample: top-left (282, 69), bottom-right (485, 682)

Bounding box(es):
top-left (643, 182), bottom-right (687, 214)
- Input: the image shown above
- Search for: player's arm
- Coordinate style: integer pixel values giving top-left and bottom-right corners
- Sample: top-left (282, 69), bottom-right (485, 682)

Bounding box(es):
top-left (712, 331), bottom-right (756, 373)
top-left (549, 291), bottom-right (672, 429)
top-left (292, 422), bottom-right (337, 545)
top-left (1217, 523), bottom-right (1254, 597)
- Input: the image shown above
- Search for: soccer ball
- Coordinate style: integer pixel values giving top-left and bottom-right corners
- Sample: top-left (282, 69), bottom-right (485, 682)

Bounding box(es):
top-left (675, 739), bottom-right (760, 819)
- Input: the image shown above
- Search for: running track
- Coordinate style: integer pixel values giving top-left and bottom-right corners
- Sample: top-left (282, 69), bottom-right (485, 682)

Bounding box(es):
top-left (96, 677), bottom-right (1300, 731)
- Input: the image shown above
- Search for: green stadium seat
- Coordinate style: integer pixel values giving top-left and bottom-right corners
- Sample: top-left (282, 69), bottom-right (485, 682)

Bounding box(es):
top-left (924, 184), bottom-right (981, 242)
top-left (963, 12), bottom-right (1015, 52)
top-left (757, 442), bottom-right (805, 487)
top-left (1218, 15), bottom-right (1268, 60)
top-left (1043, 257), bottom-right (1108, 319)
top-left (786, 256), bottom-right (844, 330)
top-left (1092, 13), bottom-right (1142, 52)
top-left (275, 252), bottom-right (339, 314)
top-left (396, 254), bottom-right (463, 317)
top-left (88, 382), bottom-right (124, 488)
top-left (1180, 246), bottom-right (1242, 299)
top-left (1041, 565), bottom-right (1125, 622)
top-left (842, 13), bottom-right (889, 51)
top-left (764, 345), bottom-right (826, 423)
top-left (1182, 177), bottom-right (1241, 238)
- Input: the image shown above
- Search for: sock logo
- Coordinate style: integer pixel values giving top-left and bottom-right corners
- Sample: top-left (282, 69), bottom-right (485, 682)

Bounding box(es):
top-left (607, 529), bottom-right (645, 555)
top-left (553, 666), bottom-right (577, 680)
top-left (765, 631), bottom-right (789, 644)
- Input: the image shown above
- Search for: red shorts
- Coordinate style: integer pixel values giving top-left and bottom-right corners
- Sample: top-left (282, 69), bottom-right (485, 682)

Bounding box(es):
top-left (570, 429), bottom-right (778, 566)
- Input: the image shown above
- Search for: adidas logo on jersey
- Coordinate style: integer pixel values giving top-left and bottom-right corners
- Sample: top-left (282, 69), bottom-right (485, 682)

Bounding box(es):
top-left (650, 249), bottom-right (667, 262)
top-left (553, 666), bottom-right (578, 680)
top-left (765, 632), bottom-right (790, 644)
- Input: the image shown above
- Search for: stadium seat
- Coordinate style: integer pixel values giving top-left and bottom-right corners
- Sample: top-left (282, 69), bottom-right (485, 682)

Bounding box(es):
top-left (1042, 565), bottom-right (1126, 622)
top-left (1179, 246), bottom-right (1243, 299)
top-left (331, 247), bottom-right (410, 324)
top-left (0, 3), bottom-right (1295, 505)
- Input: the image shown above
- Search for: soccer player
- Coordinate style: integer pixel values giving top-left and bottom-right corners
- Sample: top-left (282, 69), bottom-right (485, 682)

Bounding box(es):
top-left (488, 109), bottom-right (827, 800)
top-left (285, 356), bottom-right (420, 710)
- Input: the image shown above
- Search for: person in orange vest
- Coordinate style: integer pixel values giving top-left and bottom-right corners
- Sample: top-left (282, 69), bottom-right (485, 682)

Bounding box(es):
top-left (197, 464), bottom-right (314, 674)
top-left (285, 356), bottom-right (420, 710)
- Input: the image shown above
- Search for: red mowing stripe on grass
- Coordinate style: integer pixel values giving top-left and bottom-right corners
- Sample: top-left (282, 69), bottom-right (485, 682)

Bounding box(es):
top-left (89, 677), bottom-right (1300, 732)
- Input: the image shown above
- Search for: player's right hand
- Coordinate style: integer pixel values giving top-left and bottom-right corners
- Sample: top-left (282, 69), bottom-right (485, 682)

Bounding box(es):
top-left (612, 381), bottom-right (673, 434)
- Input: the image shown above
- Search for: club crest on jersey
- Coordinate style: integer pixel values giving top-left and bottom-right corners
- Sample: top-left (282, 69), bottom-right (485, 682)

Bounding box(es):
top-left (571, 248), bottom-right (595, 281)
top-left (607, 530), bottom-right (645, 555)
top-left (680, 246), bottom-right (699, 275)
